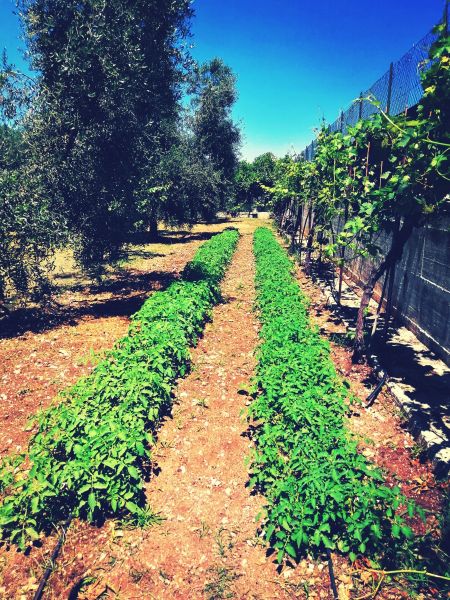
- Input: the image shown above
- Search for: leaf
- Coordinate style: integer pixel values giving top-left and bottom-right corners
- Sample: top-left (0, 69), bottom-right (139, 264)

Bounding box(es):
top-left (25, 527), bottom-right (40, 541)
top-left (321, 534), bottom-right (334, 550)
top-left (127, 465), bottom-right (140, 480)
top-left (88, 492), bottom-right (96, 511)
top-left (392, 524), bottom-right (400, 538)
top-left (284, 543), bottom-right (297, 559)
top-left (31, 496), bottom-right (39, 513)
top-left (400, 525), bottom-right (413, 539)
top-left (125, 501), bottom-right (140, 514)
top-left (265, 524), bottom-right (275, 541)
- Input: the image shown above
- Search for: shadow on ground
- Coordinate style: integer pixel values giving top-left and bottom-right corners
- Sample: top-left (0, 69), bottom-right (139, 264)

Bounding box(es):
top-left (298, 251), bottom-right (450, 475)
top-left (123, 229), bottom-right (217, 246)
top-left (0, 229), bottom-right (221, 340)
top-left (375, 335), bottom-right (450, 466)
top-left (0, 270), bottom-right (178, 340)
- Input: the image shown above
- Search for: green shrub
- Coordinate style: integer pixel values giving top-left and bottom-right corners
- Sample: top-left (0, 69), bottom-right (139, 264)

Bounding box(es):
top-left (250, 227), bottom-right (416, 563)
top-left (0, 228), bottom-right (239, 549)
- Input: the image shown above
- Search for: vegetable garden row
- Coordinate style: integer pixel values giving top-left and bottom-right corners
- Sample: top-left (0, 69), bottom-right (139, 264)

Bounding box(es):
top-left (0, 228), bottom-right (239, 549)
top-left (250, 228), bottom-right (416, 563)
top-left (0, 225), bottom-right (444, 597)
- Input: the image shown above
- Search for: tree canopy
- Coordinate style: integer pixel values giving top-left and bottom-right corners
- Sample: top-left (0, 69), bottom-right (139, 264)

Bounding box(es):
top-left (234, 152), bottom-right (277, 212)
top-left (0, 1), bottom-right (241, 304)
top-left (190, 58), bottom-right (241, 210)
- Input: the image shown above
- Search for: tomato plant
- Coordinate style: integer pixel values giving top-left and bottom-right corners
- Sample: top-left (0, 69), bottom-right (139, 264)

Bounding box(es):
top-left (0, 228), bottom-right (239, 549)
top-left (249, 227), bottom-right (418, 563)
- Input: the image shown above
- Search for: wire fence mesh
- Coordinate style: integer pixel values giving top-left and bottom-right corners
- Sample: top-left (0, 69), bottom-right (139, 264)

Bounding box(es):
top-left (301, 7), bottom-right (448, 161)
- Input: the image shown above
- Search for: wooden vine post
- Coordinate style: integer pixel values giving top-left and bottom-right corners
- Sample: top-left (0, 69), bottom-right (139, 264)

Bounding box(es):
top-left (290, 199), bottom-right (303, 251)
top-left (337, 200), bottom-right (348, 304)
top-left (382, 215), bottom-right (401, 339)
top-left (304, 202), bottom-right (315, 275)
top-left (380, 65), bottom-right (398, 341)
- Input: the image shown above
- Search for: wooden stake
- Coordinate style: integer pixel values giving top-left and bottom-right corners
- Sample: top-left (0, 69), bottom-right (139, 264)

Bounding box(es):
top-left (365, 142), bottom-right (371, 178)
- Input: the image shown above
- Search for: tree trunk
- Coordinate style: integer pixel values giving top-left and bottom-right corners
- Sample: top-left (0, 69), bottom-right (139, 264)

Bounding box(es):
top-left (290, 202), bottom-right (302, 251)
top-left (352, 216), bottom-right (417, 363)
top-left (337, 200), bottom-right (349, 304)
top-left (304, 223), bottom-right (315, 276)
top-left (382, 216), bottom-right (401, 339)
top-left (298, 204), bottom-right (311, 265)
top-left (370, 266), bottom-right (389, 339)
top-left (280, 199), bottom-right (292, 232)
top-left (279, 200), bottom-right (288, 230)
top-left (304, 209), bottom-right (315, 276)
top-left (148, 216), bottom-right (158, 241)
top-left (0, 283), bottom-right (10, 318)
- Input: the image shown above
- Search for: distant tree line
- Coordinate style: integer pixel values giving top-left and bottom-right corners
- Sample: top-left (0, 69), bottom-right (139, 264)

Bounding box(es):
top-left (0, 0), bottom-right (241, 306)
top-left (232, 152), bottom-right (278, 214)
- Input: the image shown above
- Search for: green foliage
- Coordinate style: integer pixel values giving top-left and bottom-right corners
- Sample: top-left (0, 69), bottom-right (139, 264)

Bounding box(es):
top-left (272, 23), bottom-right (449, 264)
top-left (0, 228), bottom-right (239, 549)
top-left (0, 4), bottom-right (242, 300)
top-left (262, 154), bottom-right (313, 228)
top-left (190, 58), bottom-right (241, 210)
top-left (266, 22), bottom-right (449, 358)
top-left (0, 124), bottom-right (59, 306)
top-left (16, 0), bottom-right (193, 276)
top-left (250, 227), bottom-right (417, 562)
top-left (142, 130), bottom-right (223, 228)
top-left (136, 57), bottom-right (242, 229)
top-left (234, 152), bottom-right (277, 212)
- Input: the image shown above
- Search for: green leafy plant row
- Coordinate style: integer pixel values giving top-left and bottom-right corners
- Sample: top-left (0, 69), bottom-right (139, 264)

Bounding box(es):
top-left (250, 227), bottom-right (417, 563)
top-left (0, 228), bottom-right (239, 549)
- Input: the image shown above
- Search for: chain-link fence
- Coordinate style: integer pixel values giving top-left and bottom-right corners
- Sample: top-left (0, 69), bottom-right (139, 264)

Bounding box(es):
top-left (301, 6), bottom-right (448, 161)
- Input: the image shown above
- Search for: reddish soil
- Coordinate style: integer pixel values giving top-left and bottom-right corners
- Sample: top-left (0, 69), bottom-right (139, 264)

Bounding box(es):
top-left (0, 223), bottom-right (233, 599)
top-left (0, 221), bottom-right (447, 600)
top-left (294, 264), bottom-right (447, 599)
top-left (0, 227), bottom-right (223, 456)
top-left (0, 223), bottom-right (334, 600)
top-left (76, 229), bottom-right (333, 600)
top-left (0, 318), bottom-right (129, 456)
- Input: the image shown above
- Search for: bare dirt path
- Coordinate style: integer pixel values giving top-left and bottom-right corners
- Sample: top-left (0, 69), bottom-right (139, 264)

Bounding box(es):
top-left (3, 222), bottom-right (444, 599)
top-left (51, 222), bottom-right (321, 599)
top-left (13, 220), bottom-right (336, 600)
top-left (103, 227), bottom-right (272, 598)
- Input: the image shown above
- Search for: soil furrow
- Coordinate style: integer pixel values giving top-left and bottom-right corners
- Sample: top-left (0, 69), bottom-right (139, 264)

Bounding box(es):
top-left (40, 223), bottom-right (318, 600)
top-left (81, 228), bottom-right (292, 599)
top-left (5, 221), bottom-right (434, 599)
top-left (0, 225), bottom-right (228, 456)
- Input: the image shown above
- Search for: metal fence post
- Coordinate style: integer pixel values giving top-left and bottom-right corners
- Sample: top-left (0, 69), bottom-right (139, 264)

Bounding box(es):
top-left (444, 0), bottom-right (449, 36)
top-left (358, 93), bottom-right (363, 121)
top-left (386, 62), bottom-right (394, 115)
top-left (299, 18), bottom-right (446, 157)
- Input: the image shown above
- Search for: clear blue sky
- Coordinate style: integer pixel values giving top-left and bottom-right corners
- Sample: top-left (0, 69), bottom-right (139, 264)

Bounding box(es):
top-left (0, 0), bottom-right (445, 159)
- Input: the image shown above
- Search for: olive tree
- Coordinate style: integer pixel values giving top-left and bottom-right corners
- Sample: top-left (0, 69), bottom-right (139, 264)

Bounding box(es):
top-left (18, 0), bottom-right (193, 276)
